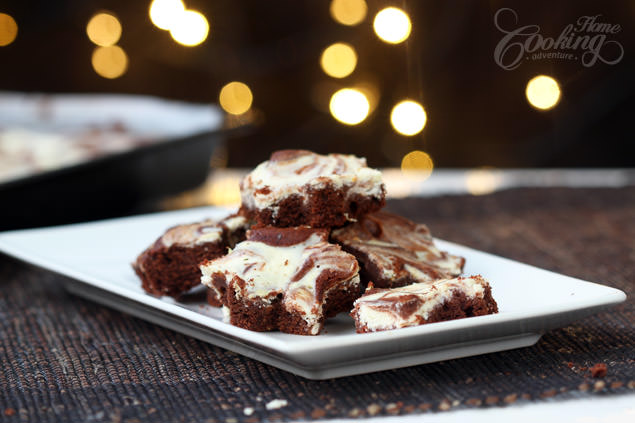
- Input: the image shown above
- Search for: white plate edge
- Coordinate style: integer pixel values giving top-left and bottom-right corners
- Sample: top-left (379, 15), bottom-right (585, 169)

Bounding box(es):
top-left (0, 211), bottom-right (627, 355)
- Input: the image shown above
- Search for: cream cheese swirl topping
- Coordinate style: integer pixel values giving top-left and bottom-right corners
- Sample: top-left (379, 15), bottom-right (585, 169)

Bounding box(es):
top-left (240, 150), bottom-right (384, 211)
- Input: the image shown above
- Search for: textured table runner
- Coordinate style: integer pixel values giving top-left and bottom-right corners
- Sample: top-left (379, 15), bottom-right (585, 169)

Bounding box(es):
top-left (1, 187), bottom-right (633, 422)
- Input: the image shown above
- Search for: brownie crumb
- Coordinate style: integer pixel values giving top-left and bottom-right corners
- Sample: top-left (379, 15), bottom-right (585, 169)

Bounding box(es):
top-left (503, 393), bottom-right (518, 404)
top-left (265, 399), bottom-right (288, 410)
top-left (438, 399), bottom-right (451, 411)
top-left (594, 381), bottom-right (606, 391)
top-left (610, 381), bottom-right (624, 389)
top-left (289, 410), bottom-right (305, 419)
top-left (540, 389), bottom-right (557, 398)
top-left (590, 363), bottom-right (607, 378)
top-left (418, 403), bottom-right (432, 411)
top-left (366, 404), bottom-right (382, 416)
top-left (485, 396), bottom-right (499, 405)
top-left (466, 398), bottom-right (482, 406)
top-left (385, 402), bottom-right (402, 414)
top-left (348, 408), bottom-right (363, 418)
top-left (311, 408), bottom-right (327, 419)
top-left (4, 408), bottom-right (16, 417)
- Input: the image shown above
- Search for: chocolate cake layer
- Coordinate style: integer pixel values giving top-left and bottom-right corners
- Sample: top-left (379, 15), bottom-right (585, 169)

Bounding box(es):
top-left (331, 211), bottom-right (465, 288)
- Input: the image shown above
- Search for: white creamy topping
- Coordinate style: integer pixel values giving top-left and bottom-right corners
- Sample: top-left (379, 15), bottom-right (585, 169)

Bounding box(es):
top-left (200, 232), bottom-right (359, 333)
top-left (240, 151), bottom-right (384, 210)
top-left (221, 305), bottom-right (230, 323)
top-left (402, 264), bottom-right (436, 282)
top-left (353, 276), bottom-right (488, 331)
top-left (222, 215), bottom-right (247, 232)
top-left (331, 213), bottom-right (464, 282)
top-left (0, 127), bottom-right (147, 184)
top-left (160, 215), bottom-right (247, 248)
top-left (161, 220), bottom-right (223, 247)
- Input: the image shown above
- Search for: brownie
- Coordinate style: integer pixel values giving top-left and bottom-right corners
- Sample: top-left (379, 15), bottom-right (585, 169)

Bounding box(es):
top-left (239, 150), bottom-right (386, 228)
top-left (351, 275), bottom-right (499, 333)
top-left (200, 226), bottom-right (361, 335)
top-left (331, 211), bottom-right (465, 288)
top-left (133, 214), bottom-right (249, 297)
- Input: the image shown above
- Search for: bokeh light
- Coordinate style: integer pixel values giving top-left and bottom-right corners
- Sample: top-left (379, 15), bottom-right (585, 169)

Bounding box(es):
top-left (219, 82), bottom-right (253, 115)
top-left (373, 7), bottom-right (411, 44)
top-left (149, 0), bottom-right (185, 30)
top-left (465, 168), bottom-right (502, 195)
top-left (0, 13), bottom-right (18, 46)
top-left (92, 45), bottom-right (128, 79)
top-left (320, 43), bottom-right (357, 78)
top-left (329, 0), bottom-right (367, 26)
top-left (206, 176), bottom-right (242, 205)
top-left (329, 88), bottom-right (370, 125)
top-left (526, 75), bottom-right (561, 110)
top-left (391, 100), bottom-right (427, 136)
top-left (86, 13), bottom-right (122, 47)
top-left (169, 9), bottom-right (209, 46)
top-left (400, 150), bottom-right (434, 180)
top-left (354, 79), bottom-right (380, 113)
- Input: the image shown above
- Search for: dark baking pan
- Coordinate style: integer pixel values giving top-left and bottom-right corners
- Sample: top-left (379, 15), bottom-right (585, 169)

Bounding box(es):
top-left (0, 93), bottom-right (247, 230)
top-left (0, 130), bottom-right (228, 230)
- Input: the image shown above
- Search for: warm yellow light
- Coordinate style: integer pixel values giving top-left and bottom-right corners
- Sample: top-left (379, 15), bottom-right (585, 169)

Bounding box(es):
top-left (526, 75), bottom-right (561, 110)
top-left (219, 82), bottom-right (253, 115)
top-left (320, 43), bottom-right (357, 79)
top-left (86, 13), bottom-right (122, 47)
top-left (400, 150), bottom-right (433, 179)
top-left (355, 80), bottom-right (380, 112)
top-left (373, 7), bottom-right (411, 44)
top-left (329, 88), bottom-right (370, 125)
top-left (466, 169), bottom-right (502, 195)
top-left (169, 9), bottom-right (209, 46)
top-left (391, 100), bottom-right (427, 136)
top-left (0, 13), bottom-right (18, 46)
top-left (92, 45), bottom-right (128, 79)
top-left (329, 0), bottom-right (367, 26)
top-left (206, 176), bottom-right (242, 206)
top-left (149, 0), bottom-right (185, 30)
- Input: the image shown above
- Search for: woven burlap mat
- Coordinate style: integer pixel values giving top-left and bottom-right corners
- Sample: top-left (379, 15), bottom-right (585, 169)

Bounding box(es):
top-left (1, 187), bottom-right (633, 422)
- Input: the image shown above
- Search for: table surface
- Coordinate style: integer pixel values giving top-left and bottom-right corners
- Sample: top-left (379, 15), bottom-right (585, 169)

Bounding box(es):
top-left (1, 169), bottom-right (633, 422)
top-left (160, 168), bottom-right (635, 209)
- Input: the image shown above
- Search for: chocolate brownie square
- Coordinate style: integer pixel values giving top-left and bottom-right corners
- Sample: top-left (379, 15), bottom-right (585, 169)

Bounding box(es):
top-left (240, 150), bottom-right (385, 228)
top-left (200, 226), bottom-right (361, 335)
top-left (133, 214), bottom-right (248, 297)
top-left (351, 275), bottom-right (499, 332)
top-left (331, 211), bottom-right (465, 288)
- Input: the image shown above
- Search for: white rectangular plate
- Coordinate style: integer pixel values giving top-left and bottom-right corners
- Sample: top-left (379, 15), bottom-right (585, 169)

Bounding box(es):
top-left (0, 207), bottom-right (626, 380)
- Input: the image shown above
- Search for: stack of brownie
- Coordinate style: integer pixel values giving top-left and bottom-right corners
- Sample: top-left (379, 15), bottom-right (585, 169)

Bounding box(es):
top-left (134, 150), bottom-right (498, 335)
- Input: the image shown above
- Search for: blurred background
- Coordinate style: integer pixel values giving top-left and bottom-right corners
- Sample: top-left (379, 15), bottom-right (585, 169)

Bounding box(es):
top-left (0, 0), bottom-right (633, 228)
top-left (2, 0), bottom-right (633, 167)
